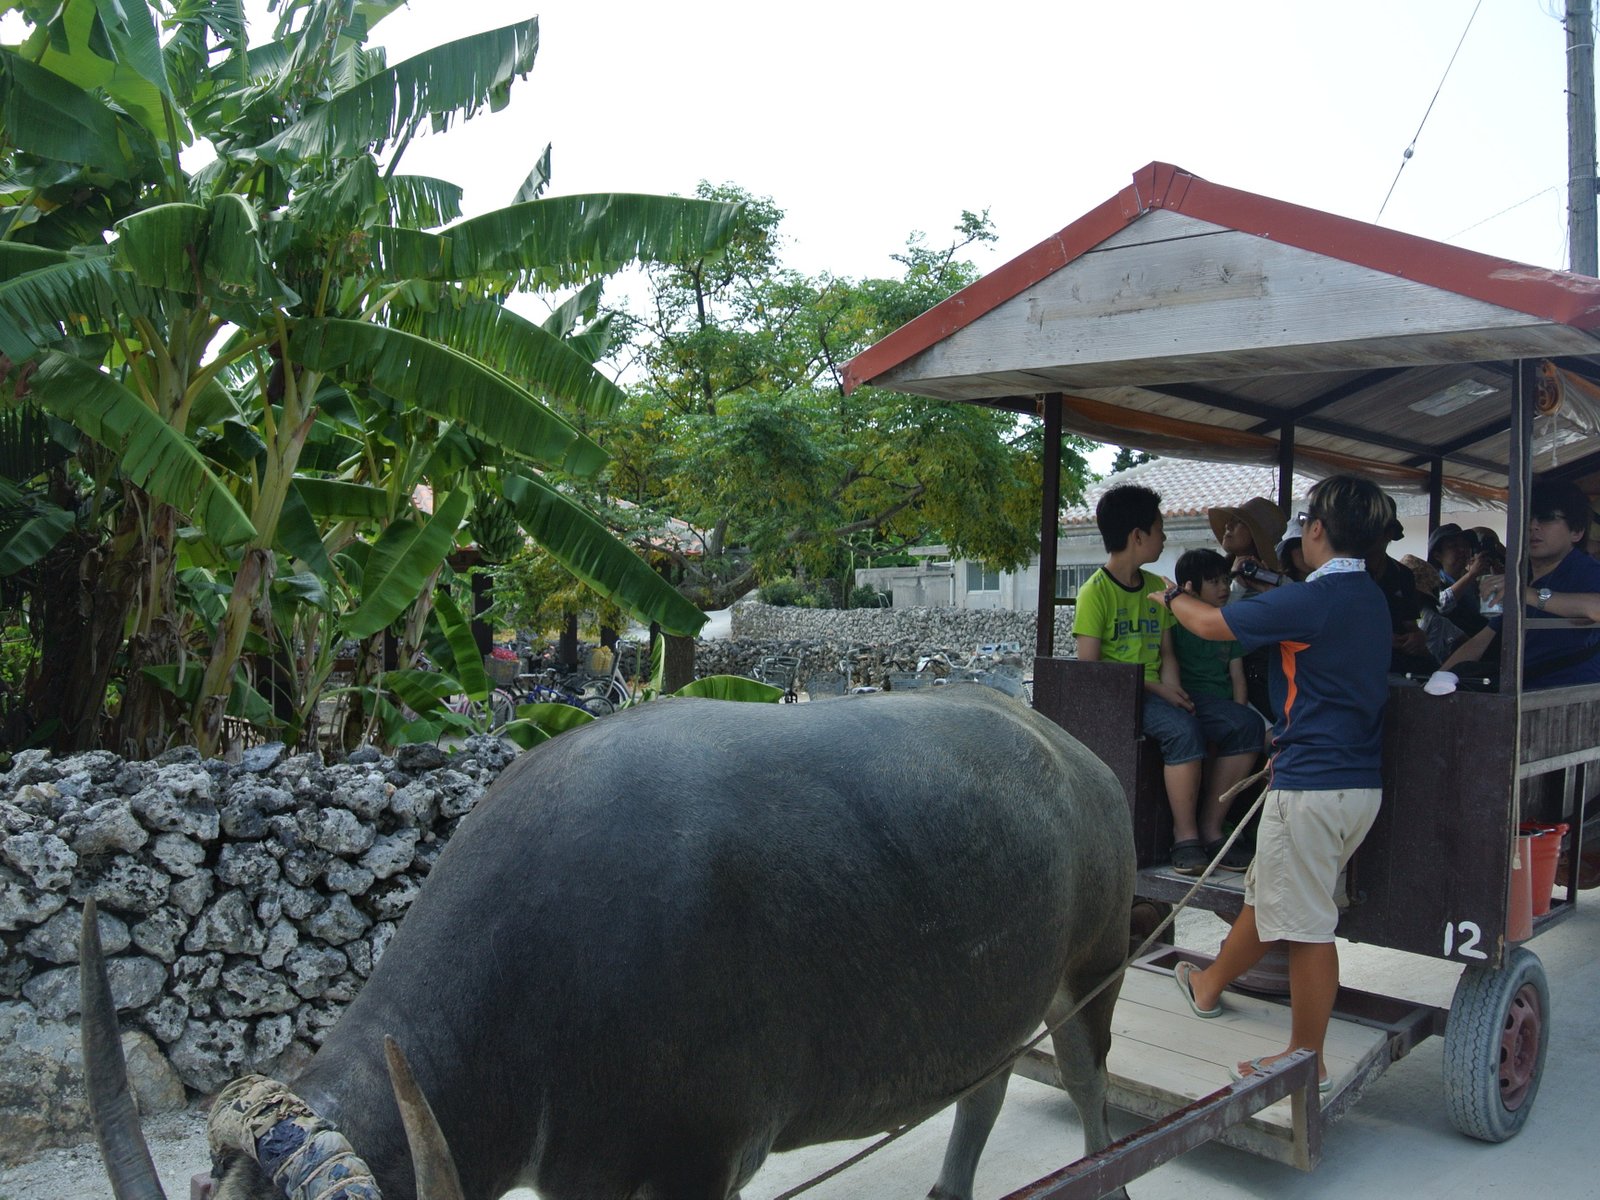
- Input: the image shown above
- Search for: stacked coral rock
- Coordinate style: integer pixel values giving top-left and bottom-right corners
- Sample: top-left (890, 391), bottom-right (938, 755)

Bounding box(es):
top-left (0, 736), bottom-right (517, 1162)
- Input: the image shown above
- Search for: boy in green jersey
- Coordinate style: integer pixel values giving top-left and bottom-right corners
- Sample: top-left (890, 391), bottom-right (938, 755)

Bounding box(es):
top-left (1074, 488), bottom-right (1262, 875)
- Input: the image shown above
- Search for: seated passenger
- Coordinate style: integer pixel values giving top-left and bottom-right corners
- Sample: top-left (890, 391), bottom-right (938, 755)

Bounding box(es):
top-left (1276, 514), bottom-right (1310, 582)
top-left (1427, 523), bottom-right (1492, 638)
top-left (1169, 548), bottom-right (1266, 871)
top-left (1440, 478), bottom-right (1600, 689)
top-left (1209, 496), bottom-right (1289, 597)
top-left (1366, 499), bottom-right (1435, 674)
top-left (1402, 553), bottom-right (1467, 664)
top-left (1073, 486), bottom-right (1262, 876)
top-left (1211, 496), bottom-right (1289, 719)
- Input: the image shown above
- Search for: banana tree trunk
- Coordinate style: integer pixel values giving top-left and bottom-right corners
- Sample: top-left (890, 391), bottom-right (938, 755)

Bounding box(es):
top-left (112, 502), bottom-right (185, 758)
top-left (194, 547), bottom-right (272, 758)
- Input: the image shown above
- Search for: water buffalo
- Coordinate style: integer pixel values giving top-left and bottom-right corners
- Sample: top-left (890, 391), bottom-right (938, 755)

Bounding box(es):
top-left (86, 686), bottom-right (1135, 1200)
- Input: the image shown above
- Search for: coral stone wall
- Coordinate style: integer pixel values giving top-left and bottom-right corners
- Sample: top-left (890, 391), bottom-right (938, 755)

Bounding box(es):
top-left (0, 736), bottom-right (517, 1163)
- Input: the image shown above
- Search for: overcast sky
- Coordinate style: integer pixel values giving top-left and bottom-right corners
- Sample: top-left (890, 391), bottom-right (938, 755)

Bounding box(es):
top-left (370, 0), bottom-right (1579, 285)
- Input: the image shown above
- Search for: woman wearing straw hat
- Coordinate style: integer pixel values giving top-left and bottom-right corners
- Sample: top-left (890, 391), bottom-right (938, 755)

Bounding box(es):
top-left (1210, 496), bottom-right (1289, 723)
top-left (1210, 496), bottom-right (1289, 599)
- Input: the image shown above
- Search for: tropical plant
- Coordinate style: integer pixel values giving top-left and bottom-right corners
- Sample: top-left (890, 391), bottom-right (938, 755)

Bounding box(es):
top-left (0, 0), bottom-right (740, 756)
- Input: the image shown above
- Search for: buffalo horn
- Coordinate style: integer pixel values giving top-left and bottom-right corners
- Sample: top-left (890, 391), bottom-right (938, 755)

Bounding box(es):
top-left (81, 898), bottom-right (169, 1200)
top-left (383, 1036), bottom-right (464, 1200)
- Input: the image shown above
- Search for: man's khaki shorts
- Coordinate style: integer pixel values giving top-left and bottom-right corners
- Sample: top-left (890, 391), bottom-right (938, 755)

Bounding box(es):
top-left (1244, 787), bottom-right (1382, 943)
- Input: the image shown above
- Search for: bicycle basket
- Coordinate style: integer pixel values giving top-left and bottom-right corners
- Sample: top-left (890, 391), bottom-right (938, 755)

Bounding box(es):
top-left (484, 655), bottom-right (520, 685)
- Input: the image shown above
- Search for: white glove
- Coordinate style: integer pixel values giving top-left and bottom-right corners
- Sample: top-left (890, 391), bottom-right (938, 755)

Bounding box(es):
top-left (1423, 670), bottom-right (1458, 696)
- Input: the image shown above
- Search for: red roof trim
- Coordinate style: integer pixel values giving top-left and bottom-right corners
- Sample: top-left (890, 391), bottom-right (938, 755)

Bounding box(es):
top-left (842, 162), bottom-right (1600, 395)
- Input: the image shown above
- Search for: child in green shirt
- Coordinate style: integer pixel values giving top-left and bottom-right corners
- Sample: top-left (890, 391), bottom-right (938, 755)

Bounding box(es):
top-left (1073, 487), bottom-right (1261, 875)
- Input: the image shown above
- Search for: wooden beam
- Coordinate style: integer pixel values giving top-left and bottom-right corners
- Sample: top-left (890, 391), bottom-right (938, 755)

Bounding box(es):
top-left (1146, 382), bottom-right (1505, 474)
top-left (1248, 368), bottom-right (1409, 434)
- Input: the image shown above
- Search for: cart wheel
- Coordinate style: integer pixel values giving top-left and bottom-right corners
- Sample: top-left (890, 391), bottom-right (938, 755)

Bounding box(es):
top-left (1443, 946), bottom-right (1549, 1142)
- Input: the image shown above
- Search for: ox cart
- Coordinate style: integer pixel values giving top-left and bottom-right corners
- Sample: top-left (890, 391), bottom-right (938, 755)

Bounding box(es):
top-left (844, 163), bottom-right (1597, 1195)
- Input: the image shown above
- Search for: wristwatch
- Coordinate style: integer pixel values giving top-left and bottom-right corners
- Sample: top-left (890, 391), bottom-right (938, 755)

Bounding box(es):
top-left (1537, 587), bottom-right (1553, 610)
top-left (1163, 583), bottom-right (1185, 606)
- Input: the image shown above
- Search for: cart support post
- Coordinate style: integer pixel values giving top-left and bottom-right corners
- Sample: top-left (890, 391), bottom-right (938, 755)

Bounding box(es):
top-left (1499, 360), bottom-right (1536, 693)
top-left (1036, 392), bottom-right (1064, 658)
top-left (1277, 423), bottom-right (1295, 515)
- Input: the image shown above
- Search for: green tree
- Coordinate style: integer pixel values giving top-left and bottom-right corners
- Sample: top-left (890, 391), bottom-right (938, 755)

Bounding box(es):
top-left (600, 185), bottom-right (1091, 606)
top-left (0, 1), bottom-right (738, 756)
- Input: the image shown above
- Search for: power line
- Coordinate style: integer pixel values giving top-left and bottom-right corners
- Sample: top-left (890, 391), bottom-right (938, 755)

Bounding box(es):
top-left (1376, 0), bottom-right (1486, 223)
top-left (1444, 185), bottom-right (1560, 241)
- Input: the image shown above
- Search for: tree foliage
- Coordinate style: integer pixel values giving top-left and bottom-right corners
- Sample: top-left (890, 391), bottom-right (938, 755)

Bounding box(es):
top-left (596, 184), bottom-right (1092, 606)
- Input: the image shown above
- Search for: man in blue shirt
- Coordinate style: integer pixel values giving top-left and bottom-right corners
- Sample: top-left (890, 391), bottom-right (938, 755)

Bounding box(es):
top-left (1441, 478), bottom-right (1600, 689)
top-left (1150, 474), bottom-right (1392, 1093)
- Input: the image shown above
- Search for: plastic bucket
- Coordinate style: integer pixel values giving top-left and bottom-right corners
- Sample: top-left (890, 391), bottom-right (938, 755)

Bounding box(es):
top-left (1520, 823), bottom-right (1570, 917)
top-left (1507, 835), bottom-right (1534, 943)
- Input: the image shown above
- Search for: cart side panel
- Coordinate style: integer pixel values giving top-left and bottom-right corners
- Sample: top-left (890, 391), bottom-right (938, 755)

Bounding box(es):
top-left (1338, 686), bottom-right (1516, 965)
top-left (1034, 656), bottom-right (1168, 865)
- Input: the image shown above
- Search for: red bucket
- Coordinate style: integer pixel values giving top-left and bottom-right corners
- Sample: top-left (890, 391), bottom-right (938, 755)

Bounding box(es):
top-left (1520, 823), bottom-right (1570, 917)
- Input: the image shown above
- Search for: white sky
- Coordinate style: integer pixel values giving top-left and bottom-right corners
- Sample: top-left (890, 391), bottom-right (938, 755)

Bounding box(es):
top-left (371, 0), bottom-right (1581, 283)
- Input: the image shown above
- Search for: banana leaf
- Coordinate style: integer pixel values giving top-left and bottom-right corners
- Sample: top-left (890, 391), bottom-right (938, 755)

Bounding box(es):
top-left (446, 194), bottom-right (742, 286)
top-left (292, 318), bottom-right (607, 476)
top-left (141, 663), bottom-right (277, 727)
top-left (276, 483), bottom-right (334, 580)
top-left (398, 298), bottom-right (626, 418)
top-left (433, 586), bottom-right (488, 700)
top-left (673, 675), bottom-right (783, 703)
top-left (258, 20), bottom-right (538, 163)
top-left (342, 488), bottom-right (468, 639)
top-left (0, 50), bottom-right (134, 176)
top-left (23, 0), bottom-right (172, 141)
top-left (25, 352), bottom-right (256, 546)
top-left (0, 252), bottom-right (119, 361)
top-left (0, 497), bottom-right (73, 574)
top-left (512, 701), bottom-right (593, 734)
top-left (378, 667), bottom-right (463, 714)
top-left (294, 478), bottom-right (390, 521)
top-left (501, 470), bottom-right (707, 638)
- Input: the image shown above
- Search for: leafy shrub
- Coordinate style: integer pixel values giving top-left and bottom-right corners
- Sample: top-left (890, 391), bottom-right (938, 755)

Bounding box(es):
top-left (848, 585), bottom-right (889, 609)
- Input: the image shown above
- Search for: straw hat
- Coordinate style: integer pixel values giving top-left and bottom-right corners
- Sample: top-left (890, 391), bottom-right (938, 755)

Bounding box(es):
top-left (1208, 497), bottom-right (1288, 572)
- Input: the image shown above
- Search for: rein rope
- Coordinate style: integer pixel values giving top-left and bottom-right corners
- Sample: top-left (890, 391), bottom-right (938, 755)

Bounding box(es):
top-left (769, 764), bottom-right (1273, 1200)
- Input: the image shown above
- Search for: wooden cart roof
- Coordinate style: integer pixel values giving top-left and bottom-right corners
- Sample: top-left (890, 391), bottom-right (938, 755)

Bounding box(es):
top-left (844, 163), bottom-right (1600, 498)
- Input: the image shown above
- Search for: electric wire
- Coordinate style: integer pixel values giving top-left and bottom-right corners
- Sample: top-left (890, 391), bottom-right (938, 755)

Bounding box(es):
top-left (1376, 0), bottom-right (1486, 222)
top-left (1444, 186), bottom-right (1560, 241)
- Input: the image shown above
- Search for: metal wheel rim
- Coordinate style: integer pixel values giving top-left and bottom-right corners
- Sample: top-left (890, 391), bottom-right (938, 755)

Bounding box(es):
top-left (1499, 981), bottom-right (1542, 1111)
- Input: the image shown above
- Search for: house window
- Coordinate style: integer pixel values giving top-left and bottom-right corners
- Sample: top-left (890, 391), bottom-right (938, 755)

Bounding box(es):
top-left (966, 562), bottom-right (1001, 592)
top-left (1056, 564), bottom-right (1100, 599)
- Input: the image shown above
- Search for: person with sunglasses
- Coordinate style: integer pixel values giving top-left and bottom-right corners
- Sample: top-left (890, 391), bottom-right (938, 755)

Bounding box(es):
top-left (1436, 478), bottom-right (1600, 691)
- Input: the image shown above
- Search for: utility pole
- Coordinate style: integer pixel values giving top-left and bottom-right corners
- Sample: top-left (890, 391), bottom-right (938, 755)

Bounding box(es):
top-left (1568, 0), bottom-right (1597, 275)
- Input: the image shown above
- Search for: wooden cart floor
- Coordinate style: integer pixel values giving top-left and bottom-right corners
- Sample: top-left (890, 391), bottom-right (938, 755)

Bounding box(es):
top-left (1015, 962), bottom-right (1391, 1168)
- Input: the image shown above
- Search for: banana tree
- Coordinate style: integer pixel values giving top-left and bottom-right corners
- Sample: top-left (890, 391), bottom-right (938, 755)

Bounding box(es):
top-left (1, 0), bottom-right (735, 756)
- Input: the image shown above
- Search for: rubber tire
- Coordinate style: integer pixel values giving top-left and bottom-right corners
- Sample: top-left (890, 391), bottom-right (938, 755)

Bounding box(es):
top-left (581, 695), bottom-right (614, 717)
top-left (1443, 946), bottom-right (1550, 1142)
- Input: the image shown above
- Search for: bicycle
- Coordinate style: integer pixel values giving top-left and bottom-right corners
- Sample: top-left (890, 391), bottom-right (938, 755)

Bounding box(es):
top-left (490, 669), bottom-right (612, 724)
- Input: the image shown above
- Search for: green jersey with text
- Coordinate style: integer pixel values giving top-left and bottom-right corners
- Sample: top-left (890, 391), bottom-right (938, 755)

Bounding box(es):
top-left (1072, 567), bottom-right (1173, 683)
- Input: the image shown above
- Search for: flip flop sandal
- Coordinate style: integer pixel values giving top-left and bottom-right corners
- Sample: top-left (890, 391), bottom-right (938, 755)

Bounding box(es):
top-left (1230, 1055), bottom-right (1333, 1093)
top-left (1173, 960), bottom-right (1222, 1018)
top-left (1170, 838), bottom-right (1208, 875)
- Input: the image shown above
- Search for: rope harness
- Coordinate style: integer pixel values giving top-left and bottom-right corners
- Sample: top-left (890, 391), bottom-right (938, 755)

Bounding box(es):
top-left (209, 1075), bottom-right (382, 1200)
top-left (770, 764), bottom-right (1273, 1200)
